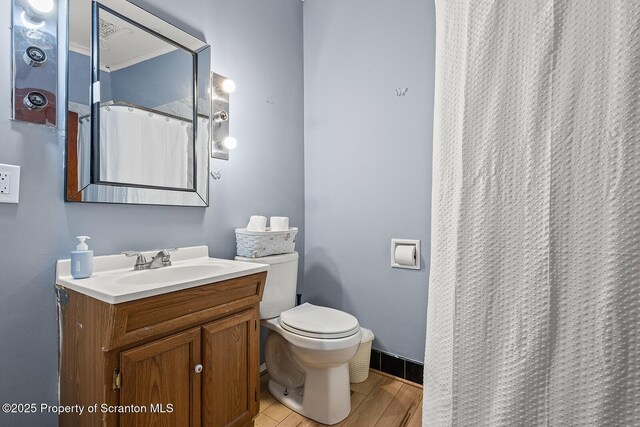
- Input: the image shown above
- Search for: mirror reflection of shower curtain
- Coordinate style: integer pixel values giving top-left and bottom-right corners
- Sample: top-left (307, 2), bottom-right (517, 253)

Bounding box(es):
top-left (78, 107), bottom-right (208, 205)
top-left (424, 1), bottom-right (640, 426)
top-left (98, 105), bottom-right (193, 189)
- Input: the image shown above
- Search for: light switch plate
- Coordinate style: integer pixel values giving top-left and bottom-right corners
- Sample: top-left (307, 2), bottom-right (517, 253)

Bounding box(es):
top-left (0, 164), bottom-right (21, 204)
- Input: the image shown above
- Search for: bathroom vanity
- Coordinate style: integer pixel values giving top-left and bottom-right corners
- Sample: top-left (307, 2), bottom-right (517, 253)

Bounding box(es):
top-left (56, 246), bottom-right (268, 427)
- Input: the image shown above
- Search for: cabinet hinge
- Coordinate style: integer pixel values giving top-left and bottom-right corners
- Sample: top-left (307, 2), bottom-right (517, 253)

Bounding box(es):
top-left (255, 319), bottom-right (257, 330)
top-left (113, 368), bottom-right (121, 391)
top-left (55, 285), bottom-right (69, 307)
top-left (255, 390), bottom-right (257, 402)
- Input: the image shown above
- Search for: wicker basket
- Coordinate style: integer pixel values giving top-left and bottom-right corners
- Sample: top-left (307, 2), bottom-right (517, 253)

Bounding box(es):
top-left (235, 227), bottom-right (298, 258)
top-left (349, 328), bottom-right (375, 383)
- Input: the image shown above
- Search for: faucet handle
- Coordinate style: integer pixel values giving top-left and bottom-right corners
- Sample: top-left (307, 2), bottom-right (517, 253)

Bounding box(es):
top-left (121, 251), bottom-right (148, 270)
top-left (122, 251), bottom-right (142, 257)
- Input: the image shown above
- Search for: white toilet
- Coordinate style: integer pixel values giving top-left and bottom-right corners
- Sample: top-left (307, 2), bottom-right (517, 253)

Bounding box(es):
top-left (236, 252), bottom-right (362, 425)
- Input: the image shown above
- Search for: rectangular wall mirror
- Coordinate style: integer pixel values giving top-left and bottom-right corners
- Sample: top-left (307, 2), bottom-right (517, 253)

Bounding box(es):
top-left (64, 0), bottom-right (211, 206)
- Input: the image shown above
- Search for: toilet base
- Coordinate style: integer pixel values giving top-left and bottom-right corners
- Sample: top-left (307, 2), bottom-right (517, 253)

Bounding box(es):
top-left (267, 362), bottom-right (352, 425)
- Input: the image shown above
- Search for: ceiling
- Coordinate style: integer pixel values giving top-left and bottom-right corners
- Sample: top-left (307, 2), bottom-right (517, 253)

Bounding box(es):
top-left (68, 0), bottom-right (206, 71)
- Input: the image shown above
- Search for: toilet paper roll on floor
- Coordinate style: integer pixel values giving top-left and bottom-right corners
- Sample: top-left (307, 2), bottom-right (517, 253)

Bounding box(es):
top-left (394, 244), bottom-right (416, 266)
top-left (246, 215), bottom-right (267, 231)
top-left (270, 216), bottom-right (290, 231)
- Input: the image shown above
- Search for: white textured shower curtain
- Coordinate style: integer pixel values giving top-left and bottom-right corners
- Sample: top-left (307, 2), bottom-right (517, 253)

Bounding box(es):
top-left (423, 1), bottom-right (639, 425)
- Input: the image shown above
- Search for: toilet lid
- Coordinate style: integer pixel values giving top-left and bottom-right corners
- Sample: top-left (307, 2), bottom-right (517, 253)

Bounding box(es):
top-left (279, 303), bottom-right (360, 339)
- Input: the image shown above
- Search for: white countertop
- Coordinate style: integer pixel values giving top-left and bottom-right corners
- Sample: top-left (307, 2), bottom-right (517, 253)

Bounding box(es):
top-left (56, 246), bottom-right (269, 304)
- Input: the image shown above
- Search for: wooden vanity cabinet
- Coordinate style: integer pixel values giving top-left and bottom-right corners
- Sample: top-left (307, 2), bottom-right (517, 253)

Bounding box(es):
top-left (119, 327), bottom-right (201, 427)
top-left (57, 272), bottom-right (266, 427)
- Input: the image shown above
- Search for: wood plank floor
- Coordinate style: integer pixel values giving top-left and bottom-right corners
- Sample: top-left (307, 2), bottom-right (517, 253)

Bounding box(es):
top-left (256, 370), bottom-right (422, 427)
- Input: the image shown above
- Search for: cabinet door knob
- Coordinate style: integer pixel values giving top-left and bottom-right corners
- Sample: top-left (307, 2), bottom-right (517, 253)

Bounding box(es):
top-left (194, 364), bottom-right (203, 374)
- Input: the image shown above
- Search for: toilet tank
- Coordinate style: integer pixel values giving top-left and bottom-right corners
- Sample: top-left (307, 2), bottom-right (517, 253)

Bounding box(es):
top-left (235, 252), bottom-right (298, 319)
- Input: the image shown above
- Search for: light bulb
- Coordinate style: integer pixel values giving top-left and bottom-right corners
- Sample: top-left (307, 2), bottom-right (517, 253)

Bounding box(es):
top-left (222, 136), bottom-right (237, 150)
top-left (20, 11), bottom-right (44, 30)
top-left (27, 0), bottom-right (54, 13)
top-left (221, 79), bottom-right (236, 94)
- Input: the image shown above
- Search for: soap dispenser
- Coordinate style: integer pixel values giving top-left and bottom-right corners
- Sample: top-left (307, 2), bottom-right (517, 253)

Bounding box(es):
top-left (71, 236), bottom-right (93, 279)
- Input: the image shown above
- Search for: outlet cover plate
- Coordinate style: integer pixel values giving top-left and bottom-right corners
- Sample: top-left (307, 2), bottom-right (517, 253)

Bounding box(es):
top-left (0, 164), bottom-right (21, 203)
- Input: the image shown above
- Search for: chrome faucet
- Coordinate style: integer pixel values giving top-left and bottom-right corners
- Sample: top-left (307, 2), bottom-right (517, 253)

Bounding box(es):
top-left (149, 249), bottom-right (173, 269)
top-left (122, 249), bottom-right (177, 271)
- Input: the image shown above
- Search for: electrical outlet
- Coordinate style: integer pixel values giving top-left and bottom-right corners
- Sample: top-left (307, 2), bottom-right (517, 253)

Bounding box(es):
top-left (0, 164), bottom-right (20, 203)
top-left (0, 172), bottom-right (10, 194)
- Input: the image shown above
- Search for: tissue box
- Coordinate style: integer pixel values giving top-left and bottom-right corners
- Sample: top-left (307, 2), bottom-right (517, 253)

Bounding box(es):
top-left (235, 227), bottom-right (298, 258)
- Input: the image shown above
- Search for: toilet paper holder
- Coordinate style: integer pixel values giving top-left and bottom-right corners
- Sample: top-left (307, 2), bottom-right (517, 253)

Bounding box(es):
top-left (390, 239), bottom-right (421, 270)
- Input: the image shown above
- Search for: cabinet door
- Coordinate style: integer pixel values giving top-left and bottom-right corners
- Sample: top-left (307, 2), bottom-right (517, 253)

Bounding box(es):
top-left (202, 309), bottom-right (259, 427)
top-left (120, 327), bottom-right (201, 427)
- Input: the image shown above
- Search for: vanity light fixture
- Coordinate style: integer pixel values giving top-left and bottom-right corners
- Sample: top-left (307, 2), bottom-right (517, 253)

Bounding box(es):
top-left (27, 0), bottom-right (54, 14)
top-left (211, 72), bottom-right (234, 160)
top-left (221, 79), bottom-right (236, 94)
top-left (214, 79), bottom-right (236, 96)
top-left (213, 110), bottom-right (229, 123)
top-left (20, 0), bottom-right (54, 24)
top-left (213, 136), bottom-right (238, 154)
top-left (20, 10), bottom-right (45, 30)
top-left (12, 0), bottom-right (57, 126)
top-left (222, 136), bottom-right (237, 150)
top-left (23, 91), bottom-right (48, 110)
top-left (23, 46), bottom-right (47, 66)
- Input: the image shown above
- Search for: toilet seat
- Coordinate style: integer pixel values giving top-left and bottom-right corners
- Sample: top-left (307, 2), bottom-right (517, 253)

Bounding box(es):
top-left (279, 303), bottom-right (360, 339)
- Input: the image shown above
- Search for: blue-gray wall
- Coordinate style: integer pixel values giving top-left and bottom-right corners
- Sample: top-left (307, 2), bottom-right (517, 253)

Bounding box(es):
top-left (69, 49), bottom-right (191, 109)
top-left (69, 50), bottom-right (112, 105)
top-left (303, 0), bottom-right (434, 362)
top-left (0, 0), bottom-right (304, 425)
top-left (110, 49), bottom-right (194, 109)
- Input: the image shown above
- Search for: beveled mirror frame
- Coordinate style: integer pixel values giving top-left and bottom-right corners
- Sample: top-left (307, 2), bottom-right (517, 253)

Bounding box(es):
top-left (62, 0), bottom-right (211, 206)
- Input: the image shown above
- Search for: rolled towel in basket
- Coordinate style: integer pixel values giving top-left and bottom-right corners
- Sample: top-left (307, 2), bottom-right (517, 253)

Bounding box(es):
top-left (246, 215), bottom-right (267, 232)
top-left (270, 216), bottom-right (289, 232)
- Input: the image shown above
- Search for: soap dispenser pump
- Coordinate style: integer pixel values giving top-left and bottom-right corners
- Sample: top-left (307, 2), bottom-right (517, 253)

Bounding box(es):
top-left (71, 236), bottom-right (93, 279)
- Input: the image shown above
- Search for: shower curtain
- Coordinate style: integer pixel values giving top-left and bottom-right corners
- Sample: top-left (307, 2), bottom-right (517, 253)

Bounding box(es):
top-left (423, 1), bottom-right (639, 425)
